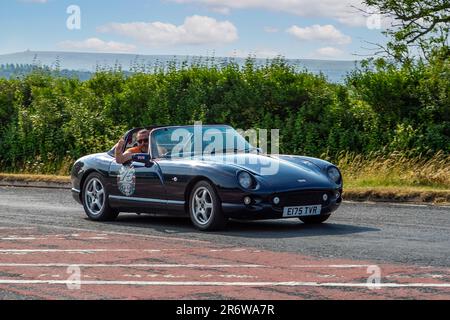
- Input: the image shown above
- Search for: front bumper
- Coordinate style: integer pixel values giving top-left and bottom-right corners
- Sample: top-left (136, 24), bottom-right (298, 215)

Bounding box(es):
top-left (72, 188), bottom-right (82, 205)
top-left (221, 189), bottom-right (342, 220)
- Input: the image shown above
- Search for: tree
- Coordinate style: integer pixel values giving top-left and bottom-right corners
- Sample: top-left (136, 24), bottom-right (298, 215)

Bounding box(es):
top-left (364, 0), bottom-right (450, 61)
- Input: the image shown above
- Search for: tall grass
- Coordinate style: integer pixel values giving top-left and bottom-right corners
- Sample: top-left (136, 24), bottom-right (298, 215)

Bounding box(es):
top-left (5, 150), bottom-right (449, 191)
top-left (337, 151), bottom-right (450, 189)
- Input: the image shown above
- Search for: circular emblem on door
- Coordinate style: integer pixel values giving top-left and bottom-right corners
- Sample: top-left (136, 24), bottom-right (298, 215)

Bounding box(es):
top-left (117, 165), bottom-right (136, 196)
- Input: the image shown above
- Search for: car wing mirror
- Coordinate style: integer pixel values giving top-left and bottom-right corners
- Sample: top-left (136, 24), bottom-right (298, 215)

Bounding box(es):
top-left (131, 153), bottom-right (154, 167)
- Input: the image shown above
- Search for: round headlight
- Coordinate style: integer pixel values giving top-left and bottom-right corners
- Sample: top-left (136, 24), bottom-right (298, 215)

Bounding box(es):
top-left (238, 171), bottom-right (253, 189)
top-left (327, 167), bottom-right (341, 183)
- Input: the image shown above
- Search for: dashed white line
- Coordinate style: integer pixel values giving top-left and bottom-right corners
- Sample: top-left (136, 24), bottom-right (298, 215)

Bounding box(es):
top-left (1, 237), bottom-right (109, 240)
top-left (0, 280), bottom-right (449, 288)
top-left (0, 249), bottom-right (164, 253)
top-left (343, 200), bottom-right (450, 209)
top-left (1, 237), bottom-right (39, 240)
top-left (0, 248), bottom-right (254, 254)
top-left (292, 264), bottom-right (372, 268)
top-left (0, 263), bottom-right (266, 268)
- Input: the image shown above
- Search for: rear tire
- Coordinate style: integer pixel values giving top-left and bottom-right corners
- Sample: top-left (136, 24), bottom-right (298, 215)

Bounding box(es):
top-left (189, 181), bottom-right (228, 231)
top-left (82, 172), bottom-right (119, 221)
top-left (299, 214), bottom-right (331, 224)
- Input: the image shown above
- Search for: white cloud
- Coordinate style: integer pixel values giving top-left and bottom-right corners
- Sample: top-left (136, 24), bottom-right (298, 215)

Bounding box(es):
top-left (315, 46), bottom-right (344, 58)
top-left (287, 24), bottom-right (351, 45)
top-left (170, 0), bottom-right (369, 26)
top-left (231, 48), bottom-right (282, 59)
top-left (98, 15), bottom-right (238, 47)
top-left (58, 38), bottom-right (136, 53)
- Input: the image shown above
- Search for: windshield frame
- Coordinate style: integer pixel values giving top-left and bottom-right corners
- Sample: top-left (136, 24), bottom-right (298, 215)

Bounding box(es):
top-left (149, 125), bottom-right (255, 159)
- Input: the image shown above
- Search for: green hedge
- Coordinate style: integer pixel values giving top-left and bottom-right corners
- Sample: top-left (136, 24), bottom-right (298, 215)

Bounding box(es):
top-left (0, 57), bottom-right (449, 174)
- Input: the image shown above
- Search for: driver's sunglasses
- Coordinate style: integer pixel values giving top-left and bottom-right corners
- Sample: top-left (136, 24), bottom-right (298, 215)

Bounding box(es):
top-left (137, 138), bottom-right (149, 144)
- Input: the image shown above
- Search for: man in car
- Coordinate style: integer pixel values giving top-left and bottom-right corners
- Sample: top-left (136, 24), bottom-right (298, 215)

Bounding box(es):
top-left (115, 129), bottom-right (149, 164)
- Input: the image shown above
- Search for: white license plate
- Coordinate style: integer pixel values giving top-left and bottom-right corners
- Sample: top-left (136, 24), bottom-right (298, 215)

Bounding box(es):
top-left (283, 205), bottom-right (322, 218)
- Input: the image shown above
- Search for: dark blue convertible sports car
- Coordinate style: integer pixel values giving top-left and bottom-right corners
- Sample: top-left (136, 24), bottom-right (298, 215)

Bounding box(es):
top-left (71, 124), bottom-right (343, 230)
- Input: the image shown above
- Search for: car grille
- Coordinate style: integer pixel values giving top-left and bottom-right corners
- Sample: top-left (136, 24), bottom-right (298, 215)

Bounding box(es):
top-left (274, 190), bottom-right (332, 207)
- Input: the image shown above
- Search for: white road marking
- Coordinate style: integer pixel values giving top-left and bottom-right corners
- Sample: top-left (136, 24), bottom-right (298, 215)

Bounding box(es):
top-left (343, 200), bottom-right (450, 209)
top-left (209, 249), bottom-right (257, 252)
top-left (0, 263), bottom-right (266, 268)
top-left (0, 280), bottom-right (449, 288)
top-left (1, 263), bottom-right (448, 273)
top-left (1, 234), bottom-right (109, 240)
top-left (0, 249), bottom-right (164, 253)
top-left (1, 237), bottom-right (39, 240)
top-left (292, 264), bottom-right (372, 268)
top-left (0, 248), bottom-right (266, 254)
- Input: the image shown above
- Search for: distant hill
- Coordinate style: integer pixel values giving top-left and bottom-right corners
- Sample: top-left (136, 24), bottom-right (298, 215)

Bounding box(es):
top-left (0, 50), bottom-right (360, 82)
top-left (0, 63), bottom-right (95, 81)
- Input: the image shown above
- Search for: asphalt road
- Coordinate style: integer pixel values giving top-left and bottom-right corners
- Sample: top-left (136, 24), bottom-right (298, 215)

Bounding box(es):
top-left (0, 186), bottom-right (449, 299)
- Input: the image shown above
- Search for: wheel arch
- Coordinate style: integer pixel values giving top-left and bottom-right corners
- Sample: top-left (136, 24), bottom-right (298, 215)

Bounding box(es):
top-left (79, 169), bottom-right (105, 201)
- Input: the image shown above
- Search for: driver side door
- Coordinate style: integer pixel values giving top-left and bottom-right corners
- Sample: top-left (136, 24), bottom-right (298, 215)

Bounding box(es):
top-left (107, 131), bottom-right (167, 213)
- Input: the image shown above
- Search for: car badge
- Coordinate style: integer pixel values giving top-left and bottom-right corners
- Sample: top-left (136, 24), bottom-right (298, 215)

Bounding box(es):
top-left (118, 165), bottom-right (136, 197)
top-left (297, 179), bottom-right (307, 183)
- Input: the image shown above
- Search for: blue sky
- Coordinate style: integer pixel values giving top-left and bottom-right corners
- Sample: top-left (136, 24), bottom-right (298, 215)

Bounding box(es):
top-left (0, 0), bottom-right (388, 60)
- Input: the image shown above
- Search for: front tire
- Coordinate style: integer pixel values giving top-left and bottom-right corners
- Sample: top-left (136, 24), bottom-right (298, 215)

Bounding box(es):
top-left (299, 214), bottom-right (331, 224)
top-left (189, 181), bottom-right (228, 231)
top-left (82, 172), bottom-right (119, 221)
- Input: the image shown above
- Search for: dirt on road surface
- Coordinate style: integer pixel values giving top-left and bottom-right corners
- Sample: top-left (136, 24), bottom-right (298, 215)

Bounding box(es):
top-left (0, 186), bottom-right (449, 299)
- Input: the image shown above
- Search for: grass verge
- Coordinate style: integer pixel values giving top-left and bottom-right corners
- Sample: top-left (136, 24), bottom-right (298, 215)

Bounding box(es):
top-left (1, 172), bottom-right (449, 205)
top-left (344, 187), bottom-right (450, 204)
top-left (0, 173), bottom-right (70, 184)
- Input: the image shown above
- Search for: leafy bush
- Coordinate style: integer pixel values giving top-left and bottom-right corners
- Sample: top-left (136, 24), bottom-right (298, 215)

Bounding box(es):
top-left (0, 56), bottom-right (448, 175)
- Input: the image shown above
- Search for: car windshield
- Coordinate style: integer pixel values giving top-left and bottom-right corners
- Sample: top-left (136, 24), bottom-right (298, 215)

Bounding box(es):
top-left (151, 126), bottom-right (255, 158)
